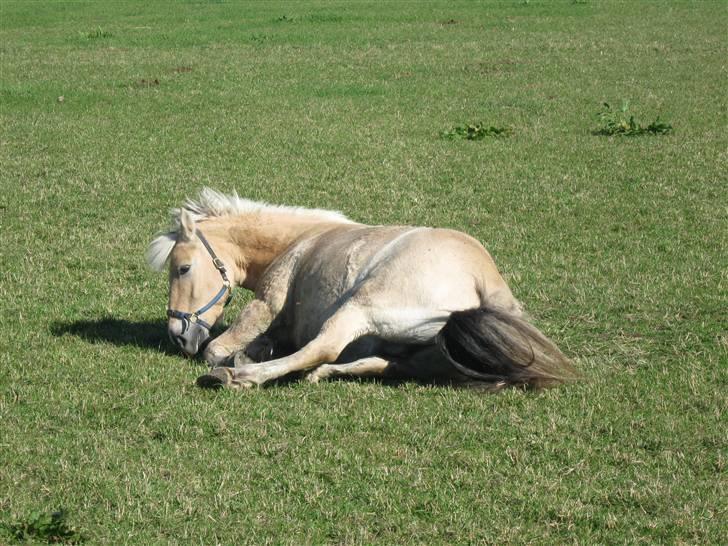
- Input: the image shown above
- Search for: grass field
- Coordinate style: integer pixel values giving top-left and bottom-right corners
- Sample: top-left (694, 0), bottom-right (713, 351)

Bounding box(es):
top-left (1, 1), bottom-right (726, 543)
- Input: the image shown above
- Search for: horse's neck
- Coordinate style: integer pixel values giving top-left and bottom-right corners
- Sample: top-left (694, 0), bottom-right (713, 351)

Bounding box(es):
top-left (204, 213), bottom-right (354, 290)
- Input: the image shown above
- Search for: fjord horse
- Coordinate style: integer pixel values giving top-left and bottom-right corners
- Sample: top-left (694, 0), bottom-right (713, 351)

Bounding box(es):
top-left (148, 189), bottom-right (576, 390)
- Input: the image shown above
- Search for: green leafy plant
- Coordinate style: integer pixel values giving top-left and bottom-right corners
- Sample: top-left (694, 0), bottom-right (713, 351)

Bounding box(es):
top-left (594, 101), bottom-right (672, 136)
top-left (440, 122), bottom-right (511, 140)
top-left (4, 510), bottom-right (84, 544)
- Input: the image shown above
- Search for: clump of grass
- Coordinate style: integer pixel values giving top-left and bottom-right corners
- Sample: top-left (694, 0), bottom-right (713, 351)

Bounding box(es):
top-left (3, 509), bottom-right (84, 544)
top-left (273, 13), bottom-right (343, 24)
top-left (83, 27), bottom-right (112, 39)
top-left (440, 122), bottom-right (511, 140)
top-left (135, 78), bottom-right (160, 88)
top-left (594, 101), bottom-right (672, 136)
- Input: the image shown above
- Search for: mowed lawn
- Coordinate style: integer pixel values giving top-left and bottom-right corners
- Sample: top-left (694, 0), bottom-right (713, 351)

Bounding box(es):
top-left (1, 1), bottom-right (725, 543)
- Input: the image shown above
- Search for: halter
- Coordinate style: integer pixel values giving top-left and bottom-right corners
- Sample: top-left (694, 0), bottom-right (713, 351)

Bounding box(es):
top-left (167, 229), bottom-right (234, 333)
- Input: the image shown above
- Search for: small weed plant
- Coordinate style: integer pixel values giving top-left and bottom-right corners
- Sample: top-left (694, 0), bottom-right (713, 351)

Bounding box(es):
top-left (594, 101), bottom-right (672, 136)
top-left (441, 122), bottom-right (511, 140)
top-left (83, 27), bottom-right (112, 39)
top-left (3, 509), bottom-right (84, 544)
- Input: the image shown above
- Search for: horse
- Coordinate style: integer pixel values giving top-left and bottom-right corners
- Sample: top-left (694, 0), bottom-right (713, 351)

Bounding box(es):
top-left (147, 188), bottom-right (577, 391)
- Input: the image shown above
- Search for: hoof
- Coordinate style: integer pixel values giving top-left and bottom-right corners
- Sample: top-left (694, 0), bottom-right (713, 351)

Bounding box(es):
top-left (196, 367), bottom-right (233, 389)
top-left (305, 365), bottom-right (331, 384)
top-left (196, 366), bottom-right (257, 390)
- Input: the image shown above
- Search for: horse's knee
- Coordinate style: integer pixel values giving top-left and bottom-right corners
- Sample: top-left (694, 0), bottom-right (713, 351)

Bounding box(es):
top-left (314, 307), bottom-right (370, 360)
top-left (203, 339), bottom-right (235, 367)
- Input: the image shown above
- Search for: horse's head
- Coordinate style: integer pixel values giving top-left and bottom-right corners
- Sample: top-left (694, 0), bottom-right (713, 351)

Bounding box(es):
top-left (149, 210), bottom-right (234, 356)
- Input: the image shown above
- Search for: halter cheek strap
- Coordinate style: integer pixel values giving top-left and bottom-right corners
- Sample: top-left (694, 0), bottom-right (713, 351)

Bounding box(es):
top-left (167, 230), bottom-right (234, 332)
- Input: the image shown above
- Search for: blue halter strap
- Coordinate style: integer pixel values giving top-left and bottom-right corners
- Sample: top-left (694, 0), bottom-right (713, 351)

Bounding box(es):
top-left (167, 230), bottom-right (234, 332)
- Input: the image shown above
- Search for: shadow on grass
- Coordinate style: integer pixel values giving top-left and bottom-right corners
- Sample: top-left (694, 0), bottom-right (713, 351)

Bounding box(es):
top-left (52, 320), bottom-right (509, 392)
top-left (51, 317), bottom-right (180, 356)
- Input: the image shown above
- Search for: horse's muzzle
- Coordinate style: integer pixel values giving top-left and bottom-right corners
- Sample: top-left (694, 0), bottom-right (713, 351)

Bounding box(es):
top-left (168, 319), bottom-right (210, 356)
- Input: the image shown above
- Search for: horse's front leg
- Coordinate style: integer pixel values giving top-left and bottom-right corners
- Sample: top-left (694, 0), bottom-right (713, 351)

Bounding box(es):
top-left (203, 299), bottom-right (274, 366)
top-left (198, 306), bottom-right (370, 388)
top-left (235, 319), bottom-right (295, 365)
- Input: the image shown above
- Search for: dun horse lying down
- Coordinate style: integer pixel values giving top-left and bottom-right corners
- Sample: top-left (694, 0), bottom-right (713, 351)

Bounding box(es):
top-left (148, 189), bottom-right (577, 390)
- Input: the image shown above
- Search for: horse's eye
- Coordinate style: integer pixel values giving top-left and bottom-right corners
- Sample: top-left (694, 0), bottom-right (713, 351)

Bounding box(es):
top-left (179, 265), bottom-right (191, 275)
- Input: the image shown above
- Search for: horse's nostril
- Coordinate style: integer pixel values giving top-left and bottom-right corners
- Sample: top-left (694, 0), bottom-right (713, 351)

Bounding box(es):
top-left (175, 335), bottom-right (186, 348)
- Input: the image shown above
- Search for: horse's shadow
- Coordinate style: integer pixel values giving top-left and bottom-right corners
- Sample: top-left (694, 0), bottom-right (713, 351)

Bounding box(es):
top-left (51, 317), bottom-right (183, 357)
top-left (50, 319), bottom-right (449, 389)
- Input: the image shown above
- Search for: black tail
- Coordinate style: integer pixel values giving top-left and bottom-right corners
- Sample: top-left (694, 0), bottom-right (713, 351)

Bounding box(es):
top-left (437, 305), bottom-right (578, 390)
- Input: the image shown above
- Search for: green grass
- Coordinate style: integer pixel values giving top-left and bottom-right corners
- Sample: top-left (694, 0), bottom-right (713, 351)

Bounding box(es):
top-left (1, 0), bottom-right (726, 543)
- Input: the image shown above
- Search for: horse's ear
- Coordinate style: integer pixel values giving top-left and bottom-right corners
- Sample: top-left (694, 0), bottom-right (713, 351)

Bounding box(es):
top-left (178, 209), bottom-right (196, 242)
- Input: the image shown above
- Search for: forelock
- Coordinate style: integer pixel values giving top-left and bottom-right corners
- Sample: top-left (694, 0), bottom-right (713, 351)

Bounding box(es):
top-left (146, 232), bottom-right (177, 272)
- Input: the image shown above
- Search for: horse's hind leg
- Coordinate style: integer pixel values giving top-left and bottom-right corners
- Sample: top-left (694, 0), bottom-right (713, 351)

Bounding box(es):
top-left (305, 346), bottom-right (461, 385)
top-left (305, 357), bottom-right (393, 383)
top-left (198, 306), bottom-right (370, 388)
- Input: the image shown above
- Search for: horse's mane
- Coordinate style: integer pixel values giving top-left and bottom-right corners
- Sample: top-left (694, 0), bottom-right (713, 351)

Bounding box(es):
top-left (146, 187), bottom-right (352, 271)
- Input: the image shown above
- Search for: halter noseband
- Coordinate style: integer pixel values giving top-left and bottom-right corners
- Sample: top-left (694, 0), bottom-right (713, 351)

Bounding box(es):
top-left (167, 230), bottom-right (234, 333)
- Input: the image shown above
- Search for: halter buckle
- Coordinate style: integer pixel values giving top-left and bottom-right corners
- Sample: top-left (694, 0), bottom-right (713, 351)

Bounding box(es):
top-left (188, 313), bottom-right (198, 324)
top-left (212, 258), bottom-right (226, 271)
